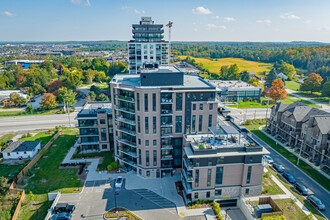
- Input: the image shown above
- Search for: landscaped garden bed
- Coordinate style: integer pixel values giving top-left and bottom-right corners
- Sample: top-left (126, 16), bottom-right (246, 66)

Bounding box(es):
top-left (105, 208), bottom-right (141, 220)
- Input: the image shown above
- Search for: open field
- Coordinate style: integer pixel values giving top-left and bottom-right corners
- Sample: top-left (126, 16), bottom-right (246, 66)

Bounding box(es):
top-left (17, 128), bottom-right (83, 220)
top-left (19, 130), bottom-right (55, 145)
top-left (0, 164), bottom-right (25, 180)
top-left (295, 92), bottom-right (330, 106)
top-left (179, 56), bottom-right (273, 74)
top-left (285, 81), bottom-right (300, 91)
top-left (226, 94), bottom-right (321, 109)
top-left (262, 171), bottom-right (284, 195)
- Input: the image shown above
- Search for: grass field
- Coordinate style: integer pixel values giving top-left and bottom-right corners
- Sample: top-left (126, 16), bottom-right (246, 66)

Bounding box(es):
top-left (0, 107), bottom-right (74, 117)
top-left (273, 199), bottom-right (308, 220)
top-left (0, 164), bottom-right (25, 180)
top-left (179, 56), bottom-right (273, 74)
top-left (20, 130), bottom-right (55, 145)
top-left (285, 81), bottom-right (300, 91)
top-left (295, 92), bottom-right (330, 106)
top-left (72, 150), bottom-right (114, 170)
top-left (17, 128), bottom-right (82, 220)
top-left (262, 171), bottom-right (284, 195)
top-left (226, 94), bottom-right (321, 109)
top-left (0, 133), bottom-right (17, 148)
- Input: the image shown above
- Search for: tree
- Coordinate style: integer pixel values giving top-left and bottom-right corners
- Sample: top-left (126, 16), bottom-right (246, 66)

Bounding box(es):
top-left (89, 91), bottom-right (96, 101)
top-left (277, 61), bottom-right (296, 80)
top-left (97, 93), bottom-right (109, 101)
top-left (219, 64), bottom-right (240, 80)
top-left (300, 73), bottom-right (323, 94)
top-left (240, 71), bottom-right (250, 82)
top-left (248, 78), bottom-right (264, 93)
top-left (57, 87), bottom-right (77, 106)
top-left (31, 83), bottom-right (46, 96)
top-left (40, 93), bottom-right (58, 110)
top-left (29, 191), bottom-right (34, 201)
top-left (9, 92), bottom-right (27, 106)
top-left (47, 80), bottom-right (63, 94)
top-left (0, 177), bottom-right (9, 197)
top-left (25, 104), bottom-right (33, 113)
top-left (321, 79), bottom-right (330, 97)
top-left (265, 68), bottom-right (278, 88)
top-left (108, 62), bottom-right (128, 76)
top-left (267, 78), bottom-right (288, 102)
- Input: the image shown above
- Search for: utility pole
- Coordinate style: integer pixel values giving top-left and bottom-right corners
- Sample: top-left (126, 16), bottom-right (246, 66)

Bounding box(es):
top-left (265, 96), bottom-right (270, 127)
top-left (297, 143), bottom-right (304, 166)
top-left (67, 100), bottom-right (71, 127)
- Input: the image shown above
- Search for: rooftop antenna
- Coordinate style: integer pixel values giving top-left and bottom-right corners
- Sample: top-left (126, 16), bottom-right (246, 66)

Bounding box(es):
top-left (166, 21), bottom-right (173, 63)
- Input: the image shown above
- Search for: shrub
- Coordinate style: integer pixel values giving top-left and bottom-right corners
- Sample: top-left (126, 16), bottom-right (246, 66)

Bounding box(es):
top-left (107, 164), bottom-right (113, 171)
top-left (27, 132), bottom-right (32, 137)
top-left (21, 133), bottom-right (27, 138)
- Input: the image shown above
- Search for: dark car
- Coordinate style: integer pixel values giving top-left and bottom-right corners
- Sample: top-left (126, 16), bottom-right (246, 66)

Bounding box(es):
top-left (51, 212), bottom-right (72, 220)
top-left (30, 99), bottom-right (36, 102)
top-left (54, 203), bottom-right (75, 214)
top-left (225, 115), bottom-right (234, 121)
top-left (272, 163), bottom-right (284, 173)
top-left (66, 205), bottom-right (75, 213)
top-left (307, 195), bottom-right (325, 211)
top-left (282, 171), bottom-right (296, 184)
top-left (5, 140), bottom-right (13, 145)
top-left (294, 183), bottom-right (309, 196)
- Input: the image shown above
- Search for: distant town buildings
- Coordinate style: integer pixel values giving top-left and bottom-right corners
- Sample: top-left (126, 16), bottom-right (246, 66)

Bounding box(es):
top-left (205, 80), bottom-right (261, 102)
top-left (5, 60), bottom-right (44, 69)
top-left (268, 102), bottom-right (330, 167)
top-left (2, 141), bottom-right (41, 160)
top-left (0, 90), bottom-right (28, 100)
top-left (128, 17), bottom-right (169, 74)
top-left (76, 102), bottom-right (114, 153)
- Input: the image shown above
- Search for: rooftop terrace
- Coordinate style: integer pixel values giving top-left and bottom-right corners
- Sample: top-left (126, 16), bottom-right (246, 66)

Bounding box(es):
top-left (77, 102), bottom-right (112, 118)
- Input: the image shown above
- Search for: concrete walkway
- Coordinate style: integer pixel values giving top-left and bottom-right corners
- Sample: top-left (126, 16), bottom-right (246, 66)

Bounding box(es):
top-left (286, 89), bottom-right (330, 111)
top-left (260, 127), bottom-right (330, 180)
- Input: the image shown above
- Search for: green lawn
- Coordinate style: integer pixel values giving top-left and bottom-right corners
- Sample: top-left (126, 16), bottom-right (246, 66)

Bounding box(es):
top-left (0, 164), bottom-right (25, 180)
top-left (0, 107), bottom-right (75, 117)
top-left (72, 150), bottom-right (114, 170)
top-left (17, 128), bottom-right (83, 220)
top-left (262, 171), bottom-right (284, 195)
top-left (178, 56), bottom-right (273, 74)
top-left (248, 126), bottom-right (330, 192)
top-left (267, 167), bottom-right (326, 220)
top-left (285, 81), bottom-right (300, 91)
top-left (295, 92), bottom-right (330, 106)
top-left (226, 94), bottom-right (321, 109)
top-left (0, 133), bottom-right (17, 150)
top-left (273, 199), bottom-right (308, 220)
top-left (19, 130), bottom-right (55, 145)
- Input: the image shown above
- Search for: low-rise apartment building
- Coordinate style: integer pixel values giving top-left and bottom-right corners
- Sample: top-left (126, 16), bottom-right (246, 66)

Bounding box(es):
top-left (75, 102), bottom-right (114, 153)
top-left (268, 102), bottom-right (330, 167)
top-left (110, 66), bottom-right (218, 178)
top-left (182, 125), bottom-right (268, 206)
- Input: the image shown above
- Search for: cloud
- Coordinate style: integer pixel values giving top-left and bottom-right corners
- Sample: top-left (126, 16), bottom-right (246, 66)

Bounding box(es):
top-left (320, 26), bottom-right (330, 31)
top-left (71, 0), bottom-right (91, 6)
top-left (192, 6), bottom-right (212, 15)
top-left (134, 9), bottom-right (145, 14)
top-left (122, 6), bottom-right (145, 14)
top-left (215, 16), bottom-right (219, 19)
top-left (224, 17), bottom-right (235, 22)
top-left (280, 12), bottom-right (300, 20)
top-left (193, 28), bottom-right (198, 32)
top-left (256, 19), bottom-right (271, 25)
top-left (2, 11), bottom-right (16, 17)
top-left (206, 24), bottom-right (226, 30)
top-left (304, 20), bottom-right (312, 24)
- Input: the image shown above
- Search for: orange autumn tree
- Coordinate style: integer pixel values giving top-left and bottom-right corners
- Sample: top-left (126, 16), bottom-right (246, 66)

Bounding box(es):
top-left (40, 93), bottom-right (58, 110)
top-left (267, 78), bottom-right (287, 102)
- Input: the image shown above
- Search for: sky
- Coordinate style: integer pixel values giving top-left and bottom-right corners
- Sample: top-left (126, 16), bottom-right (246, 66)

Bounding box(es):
top-left (1, 0), bottom-right (330, 42)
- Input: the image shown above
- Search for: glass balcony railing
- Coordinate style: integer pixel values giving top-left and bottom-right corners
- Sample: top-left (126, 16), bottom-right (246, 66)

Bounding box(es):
top-left (116, 106), bottom-right (135, 114)
top-left (116, 95), bottom-right (135, 102)
top-left (183, 157), bottom-right (194, 170)
top-left (118, 156), bottom-right (137, 167)
top-left (117, 126), bottom-right (136, 136)
top-left (161, 154), bottom-right (173, 160)
top-left (161, 98), bottom-right (173, 103)
top-left (182, 169), bottom-right (194, 182)
top-left (116, 116), bottom-right (136, 125)
top-left (161, 109), bottom-right (173, 115)
top-left (117, 138), bottom-right (136, 148)
top-left (119, 149), bottom-right (137, 158)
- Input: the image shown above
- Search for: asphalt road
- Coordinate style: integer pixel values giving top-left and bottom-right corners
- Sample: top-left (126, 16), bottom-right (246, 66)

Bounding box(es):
top-left (251, 132), bottom-right (330, 219)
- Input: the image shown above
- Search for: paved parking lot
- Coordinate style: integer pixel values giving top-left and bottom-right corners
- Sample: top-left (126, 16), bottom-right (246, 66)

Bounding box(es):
top-left (58, 179), bottom-right (205, 220)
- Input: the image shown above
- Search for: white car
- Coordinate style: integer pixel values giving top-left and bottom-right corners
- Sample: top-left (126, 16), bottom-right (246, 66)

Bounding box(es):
top-left (263, 155), bottom-right (274, 164)
top-left (115, 176), bottom-right (123, 189)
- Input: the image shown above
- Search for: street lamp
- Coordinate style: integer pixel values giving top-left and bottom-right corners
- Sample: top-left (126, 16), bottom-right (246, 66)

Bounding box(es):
top-left (114, 190), bottom-right (118, 213)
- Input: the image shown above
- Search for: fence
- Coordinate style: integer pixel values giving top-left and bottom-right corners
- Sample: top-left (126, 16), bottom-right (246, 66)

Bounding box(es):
top-left (9, 188), bottom-right (25, 220)
top-left (238, 198), bottom-right (256, 220)
top-left (258, 197), bottom-right (283, 218)
top-left (10, 131), bottom-right (61, 189)
top-left (44, 192), bottom-right (61, 220)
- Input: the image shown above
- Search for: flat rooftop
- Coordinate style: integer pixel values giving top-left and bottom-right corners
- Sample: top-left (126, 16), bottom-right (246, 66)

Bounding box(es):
top-left (205, 80), bottom-right (260, 91)
top-left (77, 102), bottom-right (112, 118)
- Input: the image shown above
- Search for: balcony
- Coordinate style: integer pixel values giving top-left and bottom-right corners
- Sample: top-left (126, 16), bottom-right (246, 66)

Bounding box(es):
top-left (161, 98), bottom-right (173, 104)
top-left (161, 133), bottom-right (173, 138)
top-left (117, 138), bottom-right (136, 148)
top-left (116, 116), bottom-right (136, 126)
top-left (117, 156), bottom-right (137, 168)
top-left (182, 178), bottom-right (192, 194)
top-left (161, 145), bottom-right (173, 150)
top-left (161, 109), bottom-right (173, 115)
top-left (119, 149), bottom-right (137, 158)
top-left (116, 95), bottom-right (135, 103)
top-left (117, 126), bottom-right (136, 136)
top-left (183, 157), bottom-right (194, 170)
top-left (116, 106), bottom-right (135, 114)
top-left (161, 154), bottom-right (173, 160)
top-left (161, 121), bottom-right (173, 127)
top-left (182, 169), bottom-right (194, 182)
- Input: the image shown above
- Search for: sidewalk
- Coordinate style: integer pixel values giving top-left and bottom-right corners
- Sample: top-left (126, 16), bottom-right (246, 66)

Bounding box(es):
top-left (260, 127), bottom-right (330, 180)
top-left (286, 89), bottom-right (330, 111)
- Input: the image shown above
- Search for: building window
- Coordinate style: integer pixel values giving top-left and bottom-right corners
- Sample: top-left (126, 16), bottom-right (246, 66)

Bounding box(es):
top-left (139, 149), bottom-right (141, 164)
top-left (196, 159), bottom-right (200, 167)
top-left (208, 114), bottom-right (212, 127)
top-left (153, 150), bottom-right (157, 166)
top-left (145, 117), bottom-right (149, 134)
top-left (193, 104), bottom-right (196, 111)
top-left (209, 103), bottom-right (213, 110)
top-left (207, 169), bottom-right (212, 187)
top-left (152, 93), bottom-right (156, 112)
top-left (245, 188), bottom-right (250, 195)
top-left (153, 116), bottom-right (157, 134)
top-left (153, 139), bottom-right (157, 146)
top-left (100, 119), bottom-right (106, 124)
top-left (101, 128), bottom-right (106, 141)
top-left (145, 140), bottom-right (149, 146)
top-left (137, 93), bottom-right (140, 111)
top-left (216, 167), bottom-right (223, 185)
top-left (246, 166), bottom-right (252, 184)
top-left (194, 192), bottom-right (198, 199)
top-left (192, 115), bottom-right (196, 133)
top-left (144, 94), bottom-right (148, 112)
top-left (139, 169), bottom-right (142, 175)
top-left (217, 156), bottom-right (225, 164)
top-left (102, 144), bottom-right (107, 149)
top-left (195, 169), bottom-right (199, 187)
top-left (199, 104), bottom-right (203, 110)
top-left (206, 191), bottom-right (210, 198)
top-left (176, 93), bottom-right (183, 111)
top-left (215, 189), bottom-right (222, 196)
top-left (138, 116), bottom-right (141, 133)
top-left (146, 150), bottom-right (150, 166)
top-left (175, 116), bottom-right (182, 133)
top-left (198, 115), bottom-right (203, 132)
top-left (146, 171), bottom-right (150, 177)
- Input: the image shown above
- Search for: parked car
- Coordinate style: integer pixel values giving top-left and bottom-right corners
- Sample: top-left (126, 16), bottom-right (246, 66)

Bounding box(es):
top-left (294, 183), bottom-right (309, 196)
top-left (115, 176), bottom-right (123, 189)
top-left (272, 163), bottom-right (284, 173)
top-left (225, 115), bottom-right (234, 121)
top-left (30, 99), bottom-right (36, 102)
top-left (282, 171), bottom-right (296, 184)
top-left (51, 212), bottom-right (72, 220)
top-left (5, 140), bottom-right (13, 145)
top-left (66, 205), bottom-right (75, 213)
top-left (54, 203), bottom-right (75, 214)
top-left (263, 155), bottom-right (274, 164)
top-left (307, 195), bottom-right (325, 211)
